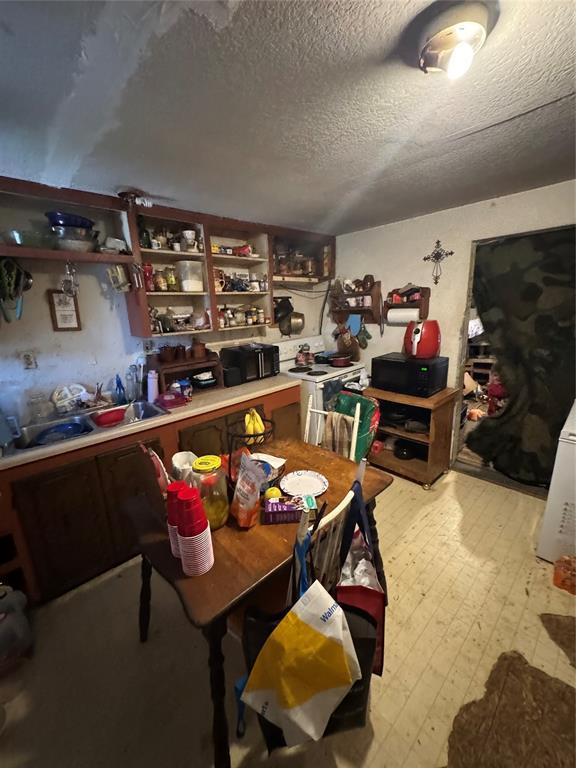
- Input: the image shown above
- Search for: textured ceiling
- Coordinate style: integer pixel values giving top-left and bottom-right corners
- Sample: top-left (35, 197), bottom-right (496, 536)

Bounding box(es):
top-left (0, 0), bottom-right (574, 234)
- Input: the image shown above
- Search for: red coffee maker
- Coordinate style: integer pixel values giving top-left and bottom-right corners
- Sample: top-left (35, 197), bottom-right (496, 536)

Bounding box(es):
top-left (403, 320), bottom-right (441, 358)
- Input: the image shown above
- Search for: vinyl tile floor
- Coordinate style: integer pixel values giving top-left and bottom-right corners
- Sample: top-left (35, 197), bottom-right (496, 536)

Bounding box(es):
top-left (0, 471), bottom-right (574, 768)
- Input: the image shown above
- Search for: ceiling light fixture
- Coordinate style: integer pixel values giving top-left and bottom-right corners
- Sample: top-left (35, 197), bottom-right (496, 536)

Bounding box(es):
top-left (418, 2), bottom-right (490, 79)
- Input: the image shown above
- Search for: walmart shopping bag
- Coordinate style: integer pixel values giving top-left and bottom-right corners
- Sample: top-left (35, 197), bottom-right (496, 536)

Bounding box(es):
top-left (241, 579), bottom-right (361, 746)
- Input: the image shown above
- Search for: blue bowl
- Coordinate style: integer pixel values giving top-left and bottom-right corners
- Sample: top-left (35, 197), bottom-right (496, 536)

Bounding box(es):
top-left (45, 211), bottom-right (94, 229)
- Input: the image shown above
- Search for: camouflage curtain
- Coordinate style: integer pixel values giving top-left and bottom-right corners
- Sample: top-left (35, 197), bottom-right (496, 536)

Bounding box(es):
top-left (467, 226), bottom-right (575, 486)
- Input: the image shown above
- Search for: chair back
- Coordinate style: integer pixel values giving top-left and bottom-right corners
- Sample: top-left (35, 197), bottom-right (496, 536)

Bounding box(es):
top-left (303, 395), bottom-right (361, 461)
top-left (311, 489), bottom-right (354, 592)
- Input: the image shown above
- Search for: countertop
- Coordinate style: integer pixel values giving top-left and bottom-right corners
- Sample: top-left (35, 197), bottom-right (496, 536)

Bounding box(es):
top-left (0, 375), bottom-right (299, 471)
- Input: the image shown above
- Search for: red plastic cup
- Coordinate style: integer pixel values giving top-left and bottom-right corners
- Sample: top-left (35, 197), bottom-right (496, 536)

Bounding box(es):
top-left (166, 481), bottom-right (188, 526)
top-left (178, 487), bottom-right (208, 536)
top-left (166, 481), bottom-right (188, 558)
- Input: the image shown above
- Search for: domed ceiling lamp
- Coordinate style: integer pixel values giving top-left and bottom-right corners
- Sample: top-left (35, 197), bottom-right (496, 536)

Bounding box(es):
top-left (418, 2), bottom-right (490, 79)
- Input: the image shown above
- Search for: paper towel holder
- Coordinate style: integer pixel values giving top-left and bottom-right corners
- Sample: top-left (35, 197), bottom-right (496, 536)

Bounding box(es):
top-left (383, 286), bottom-right (431, 322)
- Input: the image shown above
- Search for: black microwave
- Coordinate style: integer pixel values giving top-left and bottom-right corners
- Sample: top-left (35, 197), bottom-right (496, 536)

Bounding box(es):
top-left (371, 353), bottom-right (448, 397)
top-left (220, 343), bottom-right (280, 384)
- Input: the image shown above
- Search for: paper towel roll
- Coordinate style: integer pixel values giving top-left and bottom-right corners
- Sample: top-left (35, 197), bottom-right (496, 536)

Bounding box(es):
top-left (387, 307), bottom-right (420, 324)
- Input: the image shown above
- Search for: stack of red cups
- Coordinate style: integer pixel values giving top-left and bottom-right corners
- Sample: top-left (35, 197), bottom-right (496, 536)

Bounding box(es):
top-left (166, 480), bottom-right (188, 558)
top-left (177, 486), bottom-right (214, 576)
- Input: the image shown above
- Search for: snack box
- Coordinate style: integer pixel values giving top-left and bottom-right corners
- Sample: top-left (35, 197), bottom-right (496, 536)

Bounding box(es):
top-left (262, 495), bottom-right (317, 525)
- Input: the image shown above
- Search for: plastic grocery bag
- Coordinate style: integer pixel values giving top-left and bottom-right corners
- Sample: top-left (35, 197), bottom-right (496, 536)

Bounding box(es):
top-left (241, 580), bottom-right (361, 746)
top-left (230, 453), bottom-right (266, 528)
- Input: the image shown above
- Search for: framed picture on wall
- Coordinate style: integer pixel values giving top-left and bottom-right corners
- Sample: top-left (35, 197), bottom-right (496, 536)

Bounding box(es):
top-left (47, 290), bottom-right (81, 331)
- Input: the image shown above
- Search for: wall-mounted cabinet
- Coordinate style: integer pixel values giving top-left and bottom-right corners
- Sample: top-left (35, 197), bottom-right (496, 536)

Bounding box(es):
top-left (0, 178), bottom-right (132, 264)
top-left (0, 175), bottom-right (336, 340)
top-left (271, 233), bottom-right (334, 284)
top-left (206, 226), bottom-right (273, 332)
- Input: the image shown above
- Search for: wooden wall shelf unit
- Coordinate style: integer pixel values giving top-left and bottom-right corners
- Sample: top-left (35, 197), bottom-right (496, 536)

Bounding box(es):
top-left (0, 244), bottom-right (134, 264)
top-left (0, 175), bottom-right (335, 339)
top-left (364, 386), bottom-right (458, 489)
top-left (383, 286), bottom-right (431, 321)
top-left (330, 281), bottom-right (383, 328)
top-left (147, 351), bottom-right (224, 393)
top-left (271, 232), bottom-right (334, 284)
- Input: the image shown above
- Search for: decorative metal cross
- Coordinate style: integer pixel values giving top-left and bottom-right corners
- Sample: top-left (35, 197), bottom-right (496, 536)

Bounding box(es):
top-left (423, 240), bottom-right (453, 284)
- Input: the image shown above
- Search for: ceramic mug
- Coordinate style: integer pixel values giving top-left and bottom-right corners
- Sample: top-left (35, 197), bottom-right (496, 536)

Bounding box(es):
top-left (182, 230), bottom-right (196, 244)
top-left (347, 296), bottom-right (357, 307)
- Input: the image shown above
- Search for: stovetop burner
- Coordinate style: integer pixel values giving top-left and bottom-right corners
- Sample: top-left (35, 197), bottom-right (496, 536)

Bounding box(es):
top-left (288, 366), bottom-right (312, 373)
top-left (307, 370), bottom-right (326, 377)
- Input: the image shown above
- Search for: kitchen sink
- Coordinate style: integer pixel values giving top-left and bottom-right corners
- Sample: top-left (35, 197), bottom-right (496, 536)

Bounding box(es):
top-left (12, 401), bottom-right (169, 451)
top-left (14, 415), bottom-right (94, 450)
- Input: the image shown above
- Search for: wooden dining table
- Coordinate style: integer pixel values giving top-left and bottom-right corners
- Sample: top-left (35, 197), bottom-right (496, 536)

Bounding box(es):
top-left (129, 438), bottom-right (393, 768)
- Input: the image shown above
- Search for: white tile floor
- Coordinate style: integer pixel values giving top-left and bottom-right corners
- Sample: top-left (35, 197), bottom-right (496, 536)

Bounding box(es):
top-left (1, 470), bottom-right (574, 768)
top-left (343, 471), bottom-right (575, 768)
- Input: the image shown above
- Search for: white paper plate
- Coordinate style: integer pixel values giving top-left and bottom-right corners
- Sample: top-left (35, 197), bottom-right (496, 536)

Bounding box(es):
top-left (280, 470), bottom-right (329, 497)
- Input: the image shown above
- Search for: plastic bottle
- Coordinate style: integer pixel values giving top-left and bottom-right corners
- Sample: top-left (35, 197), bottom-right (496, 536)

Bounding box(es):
top-left (147, 370), bottom-right (159, 403)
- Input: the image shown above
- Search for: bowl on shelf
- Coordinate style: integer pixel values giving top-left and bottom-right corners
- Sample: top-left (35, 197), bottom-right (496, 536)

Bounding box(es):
top-left (55, 238), bottom-right (96, 253)
top-left (51, 225), bottom-right (99, 253)
top-left (45, 211), bottom-right (95, 229)
top-left (2, 229), bottom-right (56, 248)
top-left (51, 225), bottom-right (95, 239)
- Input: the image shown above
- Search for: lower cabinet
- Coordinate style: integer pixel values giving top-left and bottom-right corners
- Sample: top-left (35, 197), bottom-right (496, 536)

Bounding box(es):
top-left (179, 416), bottom-right (228, 456)
top-left (178, 406), bottom-right (257, 455)
top-left (270, 402), bottom-right (301, 441)
top-left (96, 440), bottom-right (162, 564)
top-left (13, 459), bottom-right (116, 601)
top-left (12, 441), bottom-right (162, 601)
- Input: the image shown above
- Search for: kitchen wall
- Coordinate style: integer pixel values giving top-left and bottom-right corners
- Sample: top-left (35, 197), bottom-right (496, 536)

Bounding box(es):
top-left (333, 180), bottom-right (576, 386)
top-left (0, 257), bottom-right (323, 421)
top-left (0, 259), bottom-right (143, 420)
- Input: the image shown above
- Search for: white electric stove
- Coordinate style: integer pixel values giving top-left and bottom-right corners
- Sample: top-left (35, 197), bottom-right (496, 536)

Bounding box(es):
top-left (277, 336), bottom-right (367, 438)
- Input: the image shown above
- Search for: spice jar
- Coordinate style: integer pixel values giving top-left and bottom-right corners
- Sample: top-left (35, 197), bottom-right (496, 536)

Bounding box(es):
top-left (191, 455), bottom-right (229, 530)
top-left (257, 308), bottom-right (265, 324)
top-left (165, 265), bottom-right (178, 291)
top-left (153, 270), bottom-right (168, 292)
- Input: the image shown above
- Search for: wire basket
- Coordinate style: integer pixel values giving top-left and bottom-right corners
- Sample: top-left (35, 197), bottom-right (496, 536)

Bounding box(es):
top-left (226, 416), bottom-right (275, 488)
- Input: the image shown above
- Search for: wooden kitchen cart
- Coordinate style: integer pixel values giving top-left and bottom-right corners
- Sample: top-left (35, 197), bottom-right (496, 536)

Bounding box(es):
top-left (364, 386), bottom-right (458, 488)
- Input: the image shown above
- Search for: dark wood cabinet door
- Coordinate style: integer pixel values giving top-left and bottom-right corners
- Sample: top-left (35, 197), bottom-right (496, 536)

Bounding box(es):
top-left (13, 459), bottom-right (115, 600)
top-left (271, 402), bottom-right (301, 440)
top-left (96, 440), bottom-right (163, 563)
top-left (179, 417), bottom-right (228, 456)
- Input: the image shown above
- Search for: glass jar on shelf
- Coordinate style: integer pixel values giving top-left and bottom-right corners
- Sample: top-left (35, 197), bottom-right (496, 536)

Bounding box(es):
top-left (153, 269), bottom-right (168, 292)
top-left (165, 265), bottom-right (178, 291)
top-left (191, 455), bottom-right (229, 530)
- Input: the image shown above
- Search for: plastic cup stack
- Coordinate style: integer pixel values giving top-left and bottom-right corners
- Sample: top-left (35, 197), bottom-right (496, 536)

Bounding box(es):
top-left (166, 481), bottom-right (189, 558)
top-left (177, 487), bottom-right (214, 576)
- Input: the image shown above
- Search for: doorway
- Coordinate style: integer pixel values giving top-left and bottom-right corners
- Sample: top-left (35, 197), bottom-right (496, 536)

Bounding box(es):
top-left (455, 225), bottom-right (575, 494)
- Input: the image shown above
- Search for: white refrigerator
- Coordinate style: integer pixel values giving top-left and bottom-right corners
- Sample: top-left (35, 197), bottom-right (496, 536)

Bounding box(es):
top-left (537, 400), bottom-right (576, 562)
